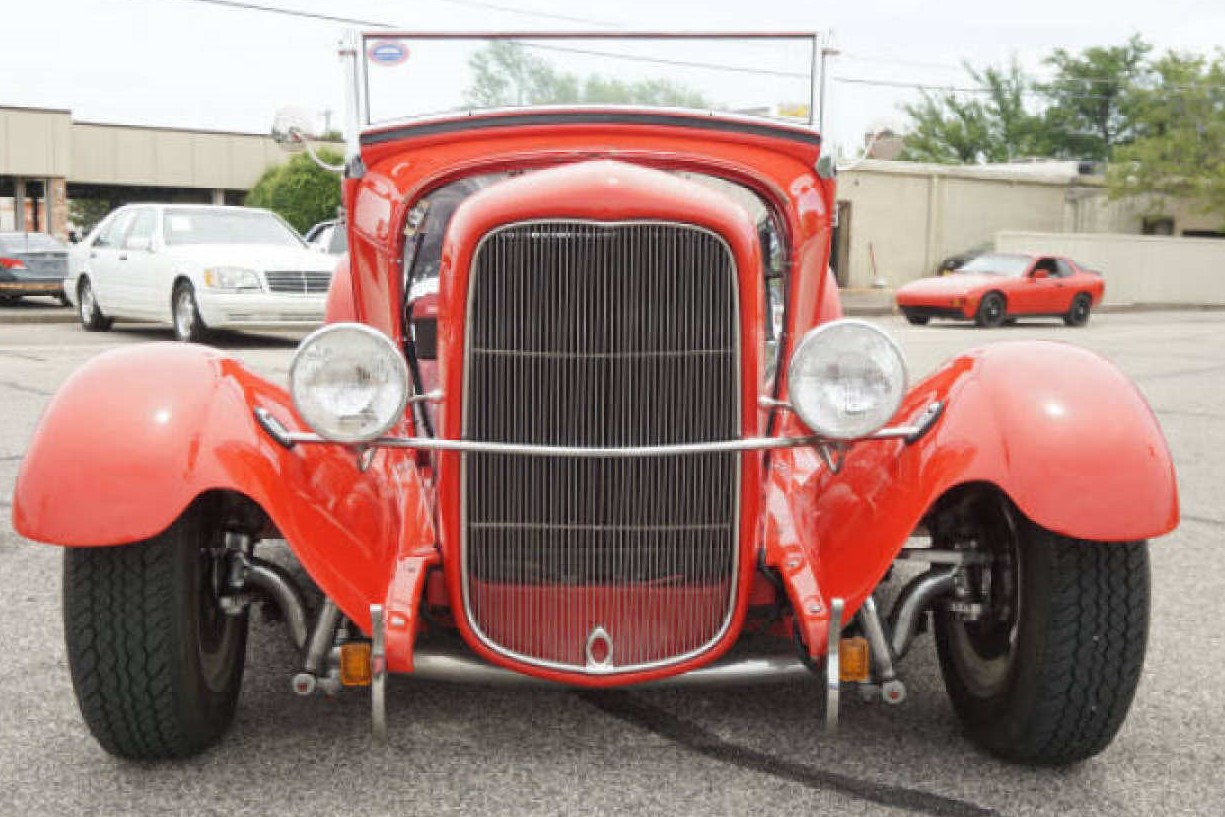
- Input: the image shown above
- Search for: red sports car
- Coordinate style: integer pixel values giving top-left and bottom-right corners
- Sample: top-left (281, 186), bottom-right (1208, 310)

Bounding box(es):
top-left (895, 252), bottom-right (1105, 327)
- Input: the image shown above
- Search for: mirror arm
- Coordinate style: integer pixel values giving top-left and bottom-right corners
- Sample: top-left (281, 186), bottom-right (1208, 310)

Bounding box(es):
top-left (292, 128), bottom-right (345, 175)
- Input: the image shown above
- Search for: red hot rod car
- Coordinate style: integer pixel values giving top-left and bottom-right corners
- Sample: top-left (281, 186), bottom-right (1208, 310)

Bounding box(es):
top-left (895, 252), bottom-right (1106, 328)
top-left (13, 33), bottom-right (1176, 765)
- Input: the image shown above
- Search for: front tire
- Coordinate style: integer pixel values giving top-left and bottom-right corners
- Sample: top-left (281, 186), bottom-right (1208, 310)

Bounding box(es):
top-left (1064, 293), bottom-right (1092, 327)
top-left (902, 310), bottom-right (930, 326)
top-left (974, 292), bottom-right (1007, 328)
top-left (77, 278), bottom-right (112, 332)
top-left (173, 281), bottom-right (209, 343)
top-left (933, 496), bottom-right (1149, 765)
top-left (63, 505), bottom-right (248, 759)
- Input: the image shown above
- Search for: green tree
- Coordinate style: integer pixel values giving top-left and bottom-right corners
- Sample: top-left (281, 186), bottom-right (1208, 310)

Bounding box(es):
top-left (900, 61), bottom-right (1044, 163)
top-left (1108, 53), bottom-right (1225, 220)
top-left (68, 198), bottom-right (114, 234)
top-left (245, 148), bottom-right (343, 234)
top-left (1037, 35), bottom-right (1151, 161)
top-left (464, 42), bottom-right (709, 109)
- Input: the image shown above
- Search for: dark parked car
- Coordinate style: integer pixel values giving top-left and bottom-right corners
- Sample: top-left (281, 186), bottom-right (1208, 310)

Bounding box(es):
top-left (0, 232), bottom-right (70, 304)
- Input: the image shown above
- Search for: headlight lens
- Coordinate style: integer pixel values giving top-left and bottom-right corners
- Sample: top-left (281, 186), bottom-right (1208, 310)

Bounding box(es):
top-left (203, 266), bottom-right (262, 290)
top-left (787, 319), bottom-right (907, 440)
top-left (289, 323), bottom-right (409, 443)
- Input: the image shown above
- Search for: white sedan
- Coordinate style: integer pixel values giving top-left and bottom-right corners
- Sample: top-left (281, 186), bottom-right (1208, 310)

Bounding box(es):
top-left (66, 204), bottom-right (337, 342)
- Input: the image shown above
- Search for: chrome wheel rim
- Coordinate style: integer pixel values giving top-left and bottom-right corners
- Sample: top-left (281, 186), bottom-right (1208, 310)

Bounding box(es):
top-left (80, 283), bottom-right (94, 323)
top-left (174, 290), bottom-right (195, 339)
top-left (946, 498), bottom-right (1021, 698)
top-left (196, 536), bottom-right (242, 692)
top-left (1072, 297), bottom-right (1089, 323)
top-left (984, 296), bottom-right (1003, 324)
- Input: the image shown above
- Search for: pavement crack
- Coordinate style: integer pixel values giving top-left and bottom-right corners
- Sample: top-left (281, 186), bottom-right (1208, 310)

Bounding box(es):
top-left (0, 380), bottom-right (53, 397)
top-left (577, 691), bottom-right (997, 817)
top-left (0, 350), bottom-right (49, 362)
top-left (1182, 514), bottom-right (1225, 527)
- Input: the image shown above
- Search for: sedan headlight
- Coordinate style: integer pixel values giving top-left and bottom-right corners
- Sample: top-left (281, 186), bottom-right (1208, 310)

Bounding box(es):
top-left (289, 323), bottom-right (409, 443)
top-left (787, 319), bottom-right (907, 440)
top-left (203, 266), bottom-right (262, 291)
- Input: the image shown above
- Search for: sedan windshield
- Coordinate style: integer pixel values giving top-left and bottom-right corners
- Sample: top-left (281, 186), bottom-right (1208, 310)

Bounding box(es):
top-left (163, 209), bottom-right (304, 248)
top-left (957, 254), bottom-right (1032, 277)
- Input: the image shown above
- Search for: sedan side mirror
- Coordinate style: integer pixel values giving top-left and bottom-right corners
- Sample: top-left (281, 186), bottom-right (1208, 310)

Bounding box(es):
top-left (1031, 269), bottom-right (1049, 280)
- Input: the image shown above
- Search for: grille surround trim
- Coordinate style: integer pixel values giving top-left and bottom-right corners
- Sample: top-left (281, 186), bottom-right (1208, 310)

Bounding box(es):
top-left (459, 218), bottom-right (743, 676)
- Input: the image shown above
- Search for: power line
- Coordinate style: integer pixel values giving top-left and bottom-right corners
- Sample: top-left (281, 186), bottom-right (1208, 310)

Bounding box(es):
top-left (426, 0), bottom-right (619, 27)
top-left (144, 0), bottom-right (394, 26)
top-left (522, 41), bottom-right (812, 80)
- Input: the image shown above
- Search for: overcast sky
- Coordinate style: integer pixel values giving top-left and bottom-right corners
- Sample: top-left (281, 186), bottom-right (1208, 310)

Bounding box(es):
top-left (4, 0), bottom-right (1224, 154)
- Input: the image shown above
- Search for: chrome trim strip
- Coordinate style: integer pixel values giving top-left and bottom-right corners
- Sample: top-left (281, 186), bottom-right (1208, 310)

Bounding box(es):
top-left (370, 604), bottom-right (387, 743)
top-left (826, 597), bottom-right (844, 734)
top-left (282, 425), bottom-right (924, 455)
top-left (459, 219), bottom-right (742, 676)
top-left (405, 642), bottom-right (817, 687)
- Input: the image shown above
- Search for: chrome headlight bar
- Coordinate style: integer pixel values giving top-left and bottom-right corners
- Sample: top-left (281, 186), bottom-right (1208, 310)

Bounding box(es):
top-left (260, 402), bottom-right (943, 457)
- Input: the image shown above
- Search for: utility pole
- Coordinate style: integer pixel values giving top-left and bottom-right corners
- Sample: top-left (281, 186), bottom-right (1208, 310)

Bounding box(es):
top-left (817, 31), bottom-right (841, 139)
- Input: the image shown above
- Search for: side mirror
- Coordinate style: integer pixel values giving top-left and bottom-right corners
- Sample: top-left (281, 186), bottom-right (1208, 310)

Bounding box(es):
top-left (271, 107), bottom-right (317, 153)
top-left (127, 237), bottom-right (153, 252)
top-left (271, 107), bottom-right (345, 174)
top-left (1031, 268), bottom-right (1049, 280)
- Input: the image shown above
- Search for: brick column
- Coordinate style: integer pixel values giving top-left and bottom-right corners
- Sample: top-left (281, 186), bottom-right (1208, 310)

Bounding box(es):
top-left (47, 177), bottom-right (69, 239)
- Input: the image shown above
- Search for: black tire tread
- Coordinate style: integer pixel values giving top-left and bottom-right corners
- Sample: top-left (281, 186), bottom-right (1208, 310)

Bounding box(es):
top-left (939, 520), bottom-right (1149, 765)
top-left (1011, 532), bottom-right (1148, 764)
top-left (63, 511), bottom-right (242, 759)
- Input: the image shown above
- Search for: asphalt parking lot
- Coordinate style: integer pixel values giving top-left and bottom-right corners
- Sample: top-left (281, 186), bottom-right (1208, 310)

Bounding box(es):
top-left (1, 309), bottom-right (1222, 817)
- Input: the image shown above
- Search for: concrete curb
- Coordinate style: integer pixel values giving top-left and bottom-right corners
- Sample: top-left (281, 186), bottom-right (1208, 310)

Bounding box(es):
top-left (0, 310), bottom-right (78, 325)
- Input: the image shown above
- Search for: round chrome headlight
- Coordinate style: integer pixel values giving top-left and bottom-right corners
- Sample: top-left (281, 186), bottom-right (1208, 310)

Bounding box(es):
top-left (289, 323), bottom-right (409, 443)
top-left (787, 319), bottom-right (907, 440)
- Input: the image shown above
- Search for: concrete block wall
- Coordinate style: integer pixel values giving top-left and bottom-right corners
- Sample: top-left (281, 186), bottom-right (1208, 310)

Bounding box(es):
top-left (996, 231), bottom-right (1225, 306)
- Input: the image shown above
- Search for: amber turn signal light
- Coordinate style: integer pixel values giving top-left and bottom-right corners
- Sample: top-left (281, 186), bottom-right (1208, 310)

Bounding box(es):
top-left (340, 642), bottom-right (373, 687)
top-left (838, 636), bottom-right (871, 683)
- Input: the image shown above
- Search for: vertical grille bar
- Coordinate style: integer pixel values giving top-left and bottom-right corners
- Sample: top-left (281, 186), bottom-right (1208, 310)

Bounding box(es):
top-left (463, 221), bottom-right (740, 673)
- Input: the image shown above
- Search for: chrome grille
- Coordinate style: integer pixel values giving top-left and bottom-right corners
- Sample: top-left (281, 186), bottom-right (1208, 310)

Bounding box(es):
top-left (264, 270), bottom-right (331, 294)
top-left (463, 221), bottom-right (740, 673)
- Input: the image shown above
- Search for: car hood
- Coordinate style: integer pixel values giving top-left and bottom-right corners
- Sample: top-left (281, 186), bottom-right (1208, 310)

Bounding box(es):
top-left (161, 244), bottom-right (335, 272)
top-left (897, 274), bottom-right (1002, 296)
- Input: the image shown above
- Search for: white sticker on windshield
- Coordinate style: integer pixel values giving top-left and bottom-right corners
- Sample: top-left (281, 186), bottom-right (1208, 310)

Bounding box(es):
top-left (167, 216), bottom-right (192, 232)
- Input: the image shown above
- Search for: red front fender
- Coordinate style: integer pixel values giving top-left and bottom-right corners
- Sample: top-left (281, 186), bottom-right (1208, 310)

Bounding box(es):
top-left (769, 340), bottom-right (1179, 624)
top-left (11, 343), bottom-right (433, 631)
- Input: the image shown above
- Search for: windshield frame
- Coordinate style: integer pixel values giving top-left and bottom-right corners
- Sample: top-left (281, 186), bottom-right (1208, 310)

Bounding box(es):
top-left (344, 30), bottom-right (822, 155)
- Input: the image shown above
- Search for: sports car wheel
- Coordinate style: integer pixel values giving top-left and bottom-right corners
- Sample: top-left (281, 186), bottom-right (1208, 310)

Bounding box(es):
top-left (77, 278), bottom-right (112, 332)
top-left (1064, 293), bottom-right (1092, 327)
top-left (903, 310), bottom-right (930, 326)
top-left (173, 281), bottom-right (209, 343)
top-left (974, 292), bottom-right (1007, 328)
top-left (933, 493), bottom-right (1149, 765)
top-left (63, 504), bottom-right (248, 759)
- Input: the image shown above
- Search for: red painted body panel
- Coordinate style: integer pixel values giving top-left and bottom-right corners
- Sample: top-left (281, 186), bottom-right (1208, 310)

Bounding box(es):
top-left (323, 255), bottom-right (356, 323)
top-left (896, 255), bottom-right (1105, 319)
top-left (12, 344), bottom-right (434, 633)
top-left (769, 340), bottom-right (1178, 624)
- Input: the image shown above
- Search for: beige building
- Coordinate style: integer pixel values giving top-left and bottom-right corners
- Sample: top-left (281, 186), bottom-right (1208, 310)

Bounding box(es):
top-left (1, 105), bottom-right (315, 237)
top-left (832, 159), bottom-right (1224, 289)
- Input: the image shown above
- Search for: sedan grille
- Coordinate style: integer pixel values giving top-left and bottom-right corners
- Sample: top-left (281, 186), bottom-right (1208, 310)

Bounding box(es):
top-left (264, 270), bottom-right (331, 294)
top-left (463, 221), bottom-right (740, 673)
